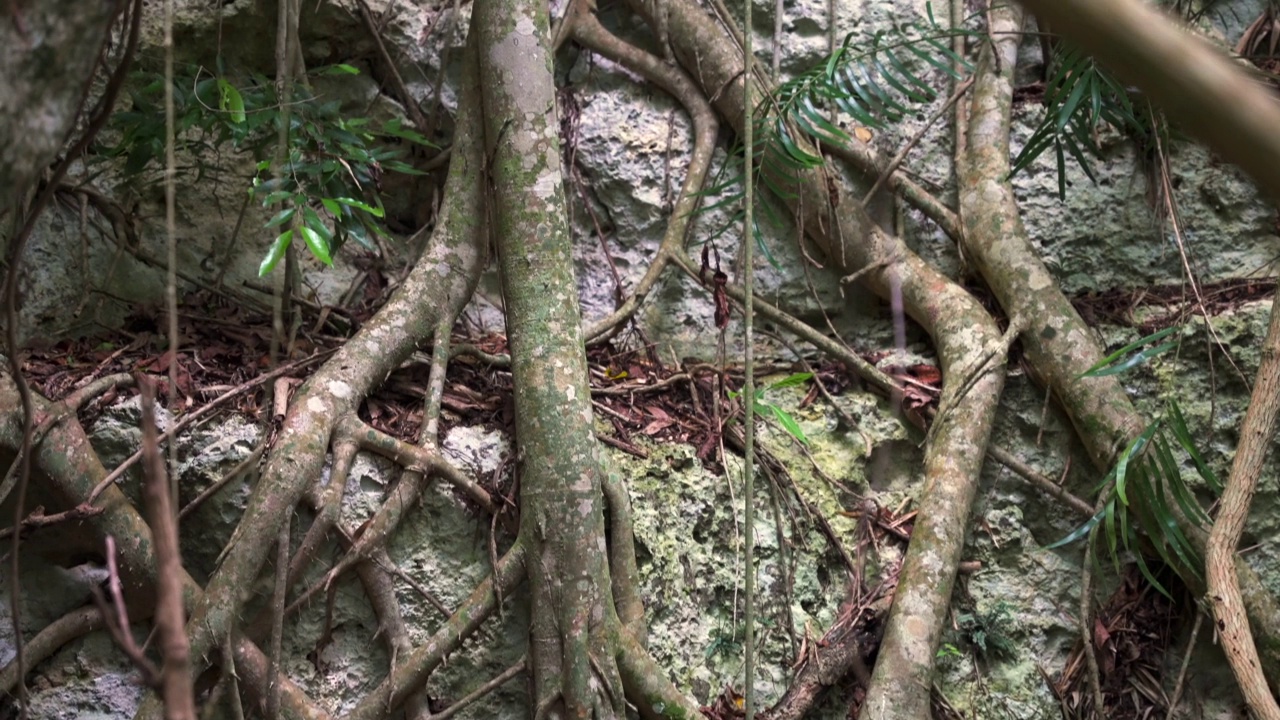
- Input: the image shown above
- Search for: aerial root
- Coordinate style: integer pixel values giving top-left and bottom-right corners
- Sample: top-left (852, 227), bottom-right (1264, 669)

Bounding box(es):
top-left (567, 11), bottom-right (718, 347)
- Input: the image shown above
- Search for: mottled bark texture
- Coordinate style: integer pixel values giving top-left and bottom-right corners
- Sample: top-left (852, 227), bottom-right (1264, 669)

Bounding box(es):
top-left (1017, 0), bottom-right (1280, 204)
top-left (0, 375), bottom-right (332, 719)
top-left (1206, 294), bottom-right (1280, 720)
top-left (474, 0), bottom-right (626, 715)
top-left (962, 0), bottom-right (1280, 681)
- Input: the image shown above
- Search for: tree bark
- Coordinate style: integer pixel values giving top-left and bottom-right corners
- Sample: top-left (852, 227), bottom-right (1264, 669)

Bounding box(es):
top-left (473, 0), bottom-right (626, 715)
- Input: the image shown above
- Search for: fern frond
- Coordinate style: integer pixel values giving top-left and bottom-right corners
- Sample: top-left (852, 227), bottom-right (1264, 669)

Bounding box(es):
top-left (693, 6), bottom-right (975, 258)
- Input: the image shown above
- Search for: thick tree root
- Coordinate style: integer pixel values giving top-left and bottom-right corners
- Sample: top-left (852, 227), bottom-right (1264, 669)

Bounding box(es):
top-left (0, 375), bottom-right (333, 719)
top-left (957, 0), bottom-right (1280, 688)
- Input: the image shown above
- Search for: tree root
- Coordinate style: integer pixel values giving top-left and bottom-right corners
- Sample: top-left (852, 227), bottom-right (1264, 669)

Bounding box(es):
top-left (131, 33), bottom-right (490, 717)
top-left (0, 373), bottom-right (334, 719)
top-left (958, 0), bottom-right (1280, 689)
top-left (0, 606), bottom-right (103, 696)
top-left (343, 543), bottom-right (527, 720)
top-left (569, 7), bottom-right (718, 347)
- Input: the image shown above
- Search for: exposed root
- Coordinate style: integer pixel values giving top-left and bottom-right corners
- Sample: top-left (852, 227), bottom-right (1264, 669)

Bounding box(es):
top-left (88, 352), bottom-right (332, 505)
top-left (602, 470), bottom-right (646, 644)
top-left (432, 656), bottom-right (527, 720)
top-left (0, 607), bottom-right (103, 695)
top-left (764, 589), bottom-right (891, 720)
top-left (569, 9), bottom-right (718, 346)
top-left (344, 543), bottom-right (527, 720)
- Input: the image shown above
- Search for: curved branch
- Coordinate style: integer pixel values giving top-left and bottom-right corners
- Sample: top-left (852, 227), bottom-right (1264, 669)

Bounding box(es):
top-left (1206, 298), bottom-right (1280, 720)
top-left (1016, 0), bottom-right (1280, 204)
top-left (629, 2), bottom-right (1006, 717)
top-left (342, 543), bottom-right (528, 720)
top-left (572, 11), bottom-right (719, 344)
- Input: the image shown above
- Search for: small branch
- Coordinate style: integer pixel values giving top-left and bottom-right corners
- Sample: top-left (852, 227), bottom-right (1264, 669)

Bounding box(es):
top-left (92, 537), bottom-right (160, 688)
top-left (432, 657), bottom-right (527, 720)
top-left (986, 445), bottom-right (1093, 518)
top-left (0, 503), bottom-right (104, 541)
top-left (137, 376), bottom-right (196, 719)
top-left (859, 76), bottom-right (974, 210)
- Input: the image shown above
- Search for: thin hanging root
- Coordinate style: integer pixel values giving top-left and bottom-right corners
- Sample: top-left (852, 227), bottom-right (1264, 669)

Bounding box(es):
top-left (138, 377), bottom-right (197, 719)
top-left (1165, 611), bottom-right (1202, 720)
top-left (672, 248), bottom-right (900, 396)
top-left (92, 538), bottom-right (159, 687)
top-left (1079, 512), bottom-right (1106, 716)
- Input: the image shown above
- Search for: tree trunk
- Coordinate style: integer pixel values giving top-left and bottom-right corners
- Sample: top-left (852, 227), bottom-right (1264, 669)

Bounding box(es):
top-left (473, 0), bottom-right (625, 715)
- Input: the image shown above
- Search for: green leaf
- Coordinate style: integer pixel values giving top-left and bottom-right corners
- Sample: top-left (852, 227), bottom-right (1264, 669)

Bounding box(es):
top-left (1166, 401), bottom-right (1222, 493)
top-left (795, 96), bottom-right (852, 145)
top-left (1154, 433), bottom-right (1210, 527)
top-left (1054, 140), bottom-right (1067, 201)
top-left (258, 230), bottom-right (292, 276)
top-left (335, 196), bottom-right (384, 217)
top-left (1081, 326), bottom-right (1180, 377)
top-left (1114, 421), bottom-right (1159, 507)
top-left (768, 372), bottom-right (813, 390)
top-left (383, 160), bottom-right (428, 176)
top-left (1103, 497), bottom-right (1119, 573)
top-left (321, 198), bottom-right (343, 217)
top-left (261, 189), bottom-right (295, 206)
top-left (301, 206), bottom-right (334, 244)
top-left (299, 225), bottom-right (333, 266)
top-left (264, 207), bottom-right (296, 229)
top-left (320, 63), bottom-right (361, 75)
top-left (1044, 507), bottom-right (1102, 550)
top-left (1057, 73), bottom-right (1091, 134)
top-left (876, 55), bottom-right (933, 103)
top-left (1141, 457), bottom-right (1201, 577)
top-left (345, 217), bottom-right (375, 250)
top-left (775, 120), bottom-right (822, 166)
top-left (380, 122), bottom-right (432, 146)
top-left (768, 404), bottom-right (809, 444)
top-left (1126, 520), bottom-right (1172, 598)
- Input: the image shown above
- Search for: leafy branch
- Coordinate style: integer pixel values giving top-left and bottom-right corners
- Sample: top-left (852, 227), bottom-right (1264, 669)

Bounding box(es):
top-left (98, 64), bottom-right (432, 274)
top-left (697, 6), bottom-right (974, 263)
top-left (730, 372), bottom-right (814, 444)
top-left (1049, 327), bottom-right (1222, 597)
